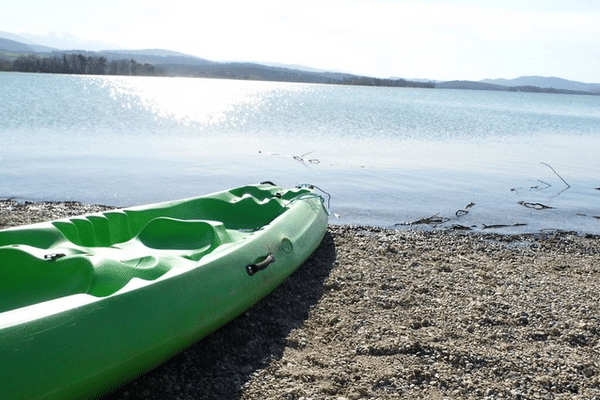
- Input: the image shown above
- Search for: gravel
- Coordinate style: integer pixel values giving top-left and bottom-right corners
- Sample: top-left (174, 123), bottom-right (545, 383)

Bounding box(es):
top-left (2, 200), bottom-right (600, 400)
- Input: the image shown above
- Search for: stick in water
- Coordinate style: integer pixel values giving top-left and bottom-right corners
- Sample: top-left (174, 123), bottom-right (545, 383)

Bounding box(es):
top-left (540, 162), bottom-right (570, 188)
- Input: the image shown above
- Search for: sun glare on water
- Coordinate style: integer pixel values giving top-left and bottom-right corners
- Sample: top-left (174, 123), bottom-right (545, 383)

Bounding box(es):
top-left (97, 76), bottom-right (277, 127)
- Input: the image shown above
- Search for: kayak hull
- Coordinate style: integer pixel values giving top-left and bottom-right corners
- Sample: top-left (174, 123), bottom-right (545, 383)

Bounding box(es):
top-left (0, 184), bottom-right (328, 399)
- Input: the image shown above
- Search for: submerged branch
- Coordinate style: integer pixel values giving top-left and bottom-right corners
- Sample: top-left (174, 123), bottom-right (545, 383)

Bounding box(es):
top-left (518, 201), bottom-right (555, 210)
top-left (397, 213), bottom-right (451, 227)
top-left (540, 162), bottom-right (570, 188)
top-left (482, 223), bottom-right (527, 229)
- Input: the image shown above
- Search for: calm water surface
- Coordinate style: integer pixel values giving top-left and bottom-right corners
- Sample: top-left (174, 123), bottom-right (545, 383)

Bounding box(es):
top-left (1, 72), bottom-right (599, 233)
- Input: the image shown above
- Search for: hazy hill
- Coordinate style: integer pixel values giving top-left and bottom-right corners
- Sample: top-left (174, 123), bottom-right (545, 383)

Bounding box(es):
top-left (436, 81), bottom-right (506, 91)
top-left (0, 37), bottom-right (35, 52)
top-left (436, 79), bottom-right (597, 96)
top-left (98, 49), bottom-right (215, 67)
top-left (19, 32), bottom-right (121, 52)
top-left (481, 76), bottom-right (600, 93)
top-left (104, 49), bottom-right (208, 59)
top-left (98, 51), bottom-right (355, 82)
top-left (0, 32), bottom-right (56, 53)
top-left (255, 61), bottom-right (351, 75)
top-left (157, 61), bottom-right (357, 84)
top-left (66, 48), bottom-right (366, 84)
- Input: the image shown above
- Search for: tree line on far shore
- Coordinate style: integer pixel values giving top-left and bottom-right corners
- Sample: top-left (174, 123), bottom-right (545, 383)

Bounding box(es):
top-left (341, 76), bottom-right (435, 88)
top-left (1, 54), bottom-right (159, 76)
top-left (0, 52), bottom-right (435, 89)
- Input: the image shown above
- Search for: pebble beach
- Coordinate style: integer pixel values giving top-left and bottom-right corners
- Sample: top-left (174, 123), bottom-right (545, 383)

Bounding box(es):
top-left (1, 200), bottom-right (599, 400)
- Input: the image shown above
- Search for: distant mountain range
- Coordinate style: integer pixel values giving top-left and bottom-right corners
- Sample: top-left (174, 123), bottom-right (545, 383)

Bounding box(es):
top-left (0, 31), bottom-right (121, 52)
top-left (436, 78), bottom-right (600, 95)
top-left (0, 34), bottom-right (55, 53)
top-left (2, 31), bottom-right (599, 95)
top-left (481, 76), bottom-right (600, 93)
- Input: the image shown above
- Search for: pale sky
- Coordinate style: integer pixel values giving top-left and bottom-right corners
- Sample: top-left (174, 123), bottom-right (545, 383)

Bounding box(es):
top-left (2, 0), bottom-right (600, 82)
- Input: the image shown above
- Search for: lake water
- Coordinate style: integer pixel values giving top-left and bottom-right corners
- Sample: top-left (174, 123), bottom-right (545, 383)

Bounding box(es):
top-left (1, 72), bottom-right (600, 234)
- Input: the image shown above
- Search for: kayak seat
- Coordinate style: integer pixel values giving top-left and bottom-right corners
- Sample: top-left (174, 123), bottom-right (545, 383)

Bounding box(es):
top-left (84, 219), bottom-right (230, 297)
top-left (136, 218), bottom-right (230, 251)
top-left (53, 211), bottom-right (133, 248)
top-left (49, 190), bottom-right (288, 249)
top-left (0, 246), bottom-right (93, 313)
top-left (0, 225), bottom-right (66, 249)
top-left (86, 255), bottom-right (170, 297)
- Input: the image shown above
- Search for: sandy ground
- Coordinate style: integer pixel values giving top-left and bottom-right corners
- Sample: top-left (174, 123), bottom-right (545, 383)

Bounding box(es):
top-left (2, 200), bottom-right (599, 400)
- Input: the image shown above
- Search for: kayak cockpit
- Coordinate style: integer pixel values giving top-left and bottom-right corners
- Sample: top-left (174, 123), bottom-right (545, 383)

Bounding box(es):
top-left (0, 185), bottom-right (303, 313)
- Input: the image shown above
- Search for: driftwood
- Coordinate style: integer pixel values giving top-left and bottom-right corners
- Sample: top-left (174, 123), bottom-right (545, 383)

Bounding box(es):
top-left (518, 201), bottom-right (555, 210)
top-left (259, 150), bottom-right (320, 164)
top-left (511, 163), bottom-right (570, 195)
top-left (540, 162), bottom-right (570, 188)
top-left (482, 223), bottom-right (527, 229)
top-left (455, 202), bottom-right (475, 217)
top-left (451, 224), bottom-right (472, 231)
top-left (396, 213), bottom-right (451, 227)
top-left (292, 151), bottom-right (320, 164)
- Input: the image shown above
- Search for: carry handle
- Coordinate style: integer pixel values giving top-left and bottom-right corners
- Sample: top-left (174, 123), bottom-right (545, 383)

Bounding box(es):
top-left (246, 253), bottom-right (275, 275)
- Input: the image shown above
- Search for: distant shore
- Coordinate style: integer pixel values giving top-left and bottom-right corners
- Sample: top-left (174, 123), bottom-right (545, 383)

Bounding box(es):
top-left (2, 200), bottom-right (600, 400)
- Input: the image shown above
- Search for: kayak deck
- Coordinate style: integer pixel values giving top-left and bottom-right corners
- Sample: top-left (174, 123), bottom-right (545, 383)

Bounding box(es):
top-left (0, 184), bottom-right (325, 312)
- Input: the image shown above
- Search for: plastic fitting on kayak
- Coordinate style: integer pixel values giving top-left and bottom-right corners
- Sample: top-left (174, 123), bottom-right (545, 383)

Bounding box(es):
top-left (44, 253), bottom-right (66, 260)
top-left (246, 253), bottom-right (275, 275)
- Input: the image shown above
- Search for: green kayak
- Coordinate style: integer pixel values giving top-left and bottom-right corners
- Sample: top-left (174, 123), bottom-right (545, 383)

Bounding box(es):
top-left (0, 183), bottom-right (329, 400)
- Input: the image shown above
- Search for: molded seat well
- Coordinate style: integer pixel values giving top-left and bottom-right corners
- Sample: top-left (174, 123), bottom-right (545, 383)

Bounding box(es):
top-left (0, 247), bottom-right (94, 313)
top-left (0, 186), bottom-right (291, 311)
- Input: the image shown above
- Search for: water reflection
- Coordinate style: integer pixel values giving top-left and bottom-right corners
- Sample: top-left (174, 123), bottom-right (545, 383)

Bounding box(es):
top-left (1, 73), bottom-right (599, 233)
